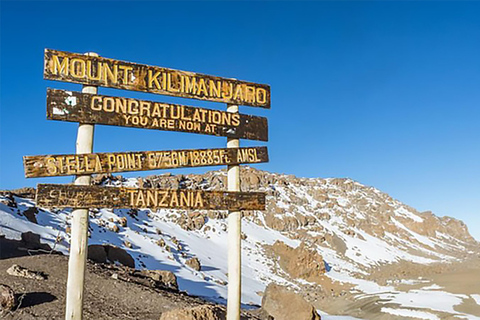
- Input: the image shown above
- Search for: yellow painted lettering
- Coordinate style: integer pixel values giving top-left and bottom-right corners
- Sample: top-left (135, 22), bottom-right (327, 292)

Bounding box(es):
top-left (194, 192), bottom-right (204, 208)
top-left (148, 70), bottom-right (161, 89)
top-left (159, 191), bottom-right (168, 207)
top-left (86, 60), bottom-right (101, 80)
top-left (103, 64), bottom-right (118, 84)
top-left (45, 157), bottom-right (58, 174)
top-left (139, 101), bottom-right (150, 116)
top-left (231, 114), bottom-right (240, 126)
top-left (256, 88), bottom-right (267, 104)
top-left (103, 97), bottom-right (115, 112)
top-left (91, 96), bottom-right (102, 111)
top-left (209, 79), bottom-right (221, 97)
top-left (147, 190), bottom-right (157, 207)
top-left (180, 192), bottom-right (189, 207)
top-left (135, 190), bottom-right (145, 207)
top-left (197, 78), bottom-right (208, 96)
top-left (233, 84), bottom-right (244, 101)
top-left (70, 58), bottom-right (86, 78)
top-left (170, 192), bottom-right (179, 207)
top-left (51, 55), bottom-right (69, 75)
top-left (115, 98), bottom-right (127, 114)
top-left (128, 99), bottom-right (139, 115)
top-left (107, 154), bottom-right (116, 170)
top-left (118, 65), bottom-right (133, 84)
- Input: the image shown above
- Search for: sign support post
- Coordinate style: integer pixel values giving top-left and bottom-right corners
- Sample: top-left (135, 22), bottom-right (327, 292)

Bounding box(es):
top-left (65, 52), bottom-right (97, 320)
top-left (227, 104), bottom-right (241, 320)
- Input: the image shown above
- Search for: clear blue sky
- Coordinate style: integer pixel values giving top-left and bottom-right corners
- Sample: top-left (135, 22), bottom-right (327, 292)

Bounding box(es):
top-left (1, 1), bottom-right (480, 240)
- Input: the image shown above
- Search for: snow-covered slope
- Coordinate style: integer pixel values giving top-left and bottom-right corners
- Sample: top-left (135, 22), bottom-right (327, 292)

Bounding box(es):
top-left (1, 168), bottom-right (479, 319)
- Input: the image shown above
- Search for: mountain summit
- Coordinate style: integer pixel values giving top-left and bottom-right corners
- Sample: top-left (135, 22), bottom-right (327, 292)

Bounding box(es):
top-left (1, 167), bottom-right (479, 319)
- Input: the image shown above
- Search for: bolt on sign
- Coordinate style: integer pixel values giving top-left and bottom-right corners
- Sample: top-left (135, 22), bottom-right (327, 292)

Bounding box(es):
top-left (36, 184), bottom-right (266, 211)
top-left (44, 49), bottom-right (271, 108)
top-left (46, 89), bottom-right (268, 141)
top-left (24, 146), bottom-right (269, 178)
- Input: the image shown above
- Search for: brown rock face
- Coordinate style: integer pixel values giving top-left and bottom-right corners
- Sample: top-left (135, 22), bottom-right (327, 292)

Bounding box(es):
top-left (0, 284), bottom-right (16, 312)
top-left (271, 241), bottom-right (326, 283)
top-left (261, 283), bottom-right (321, 320)
top-left (159, 305), bottom-right (225, 320)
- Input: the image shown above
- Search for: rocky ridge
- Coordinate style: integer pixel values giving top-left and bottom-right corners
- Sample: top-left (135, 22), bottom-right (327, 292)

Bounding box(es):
top-left (1, 167), bottom-right (479, 319)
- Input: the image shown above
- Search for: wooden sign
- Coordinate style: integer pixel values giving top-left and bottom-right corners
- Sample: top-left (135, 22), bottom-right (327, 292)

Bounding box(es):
top-left (47, 89), bottom-right (268, 141)
top-left (24, 147), bottom-right (269, 178)
top-left (36, 184), bottom-right (265, 210)
top-left (44, 49), bottom-right (271, 108)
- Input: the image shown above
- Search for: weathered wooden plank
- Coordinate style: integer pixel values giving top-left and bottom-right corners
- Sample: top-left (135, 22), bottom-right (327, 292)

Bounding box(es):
top-left (46, 89), bottom-right (268, 141)
top-left (44, 49), bottom-right (271, 108)
top-left (36, 184), bottom-right (265, 210)
top-left (24, 147), bottom-right (269, 178)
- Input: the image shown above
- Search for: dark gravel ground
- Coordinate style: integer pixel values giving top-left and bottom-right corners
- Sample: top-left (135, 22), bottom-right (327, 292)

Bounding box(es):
top-left (0, 254), bottom-right (262, 319)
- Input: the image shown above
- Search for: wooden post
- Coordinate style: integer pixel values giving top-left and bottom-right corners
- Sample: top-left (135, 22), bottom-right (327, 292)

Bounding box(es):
top-left (227, 104), bottom-right (241, 320)
top-left (65, 52), bottom-right (97, 320)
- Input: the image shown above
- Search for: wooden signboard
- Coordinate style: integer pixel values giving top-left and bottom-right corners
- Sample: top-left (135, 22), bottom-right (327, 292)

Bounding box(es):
top-left (47, 89), bottom-right (268, 141)
top-left (44, 49), bottom-right (271, 108)
top-left (36, 184), bottom-right (265, 211)
top-left (24, 147), bottom-right (269, 178)
top-left (37, 48), bottom-right (271, 320)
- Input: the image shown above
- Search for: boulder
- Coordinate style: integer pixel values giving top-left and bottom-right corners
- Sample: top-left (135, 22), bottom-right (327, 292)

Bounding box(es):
top-left (118, 217), bottom-right (128, 227)
top-left (22, 206), bottom-right (38, 224)
top-left (186, 257), bottom-right (201, 271)
top-left (21, 232), bottom-right (52, 252)
top-left (87, 244), bottom-right (135, 268)
top-left (270, 241), bottom-right (326, 283)
top-left (261, 283), bottom-right (321, 320)
top-left (6, 264), bottom-right (46, 280)
top-left (87, 245), bottom-right (108, 264)
top-left (0, 284), bottom-right (15, 312)
top-left (141, 270), bottom-right (178, 290)
top-left (106, 245), bottom-right (135, 267)
top-left (159, 305), bottom-right (225, 320)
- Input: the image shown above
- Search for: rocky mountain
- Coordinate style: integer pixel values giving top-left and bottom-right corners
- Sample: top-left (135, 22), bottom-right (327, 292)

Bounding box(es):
top-left (1, 167), bottom-right (479, 319)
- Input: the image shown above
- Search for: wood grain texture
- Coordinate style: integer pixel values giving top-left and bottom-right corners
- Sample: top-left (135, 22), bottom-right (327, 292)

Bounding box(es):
top-left (46, 89), bottom-right (268, 141)
top-left (44, 49), bottom-right (270, 108)
top-left (24, 147), bottom-right (269, 178)
top-left (36, 184), bottom-right (266, 210)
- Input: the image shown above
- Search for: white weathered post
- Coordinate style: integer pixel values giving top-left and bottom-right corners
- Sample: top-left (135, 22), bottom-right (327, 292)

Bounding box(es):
top-left (65, 52), bottom-right (97, 320)
top-left (227, 104), bottom-right (241, 320)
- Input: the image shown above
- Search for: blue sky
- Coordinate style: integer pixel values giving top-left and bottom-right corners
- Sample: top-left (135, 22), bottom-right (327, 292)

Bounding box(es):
top-left (1, 1), bottom-right (480, 240)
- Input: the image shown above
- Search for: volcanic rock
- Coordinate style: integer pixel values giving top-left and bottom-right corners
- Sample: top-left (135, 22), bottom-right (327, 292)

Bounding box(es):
top-left (87, 244), bottom-right (135, 268)
top-left (159, 305), bottom-right (225, 320)
top-left (186, 257), bottom-right (201, 271)
top-left (22, 206), bottom-right (38, 224)
top-left (261, 283), bottom-right (321, 320)
top-left (270, 241), bottom-right (326, 283)
top-left (6, 264), bottom-right (46, 280)
top-left (141, 270), bottom-right (178, 290)
top-left (0, 284), bottom-right (15, 312)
